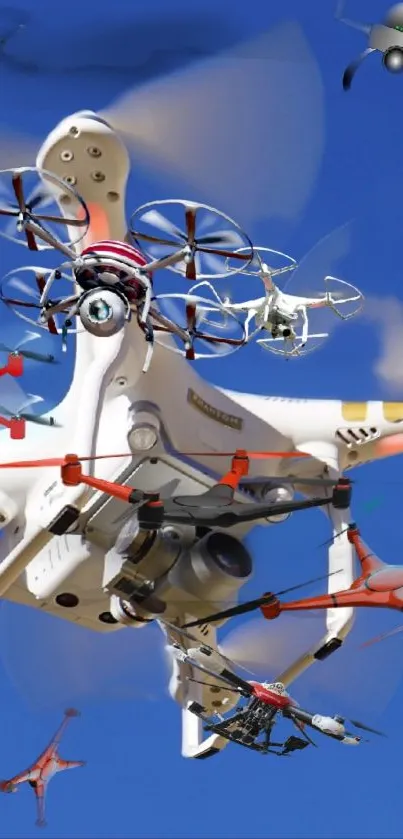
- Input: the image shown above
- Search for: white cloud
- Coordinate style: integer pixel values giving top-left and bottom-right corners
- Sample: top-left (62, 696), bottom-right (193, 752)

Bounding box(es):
top-left (363, 295), bottom-right (403, 392)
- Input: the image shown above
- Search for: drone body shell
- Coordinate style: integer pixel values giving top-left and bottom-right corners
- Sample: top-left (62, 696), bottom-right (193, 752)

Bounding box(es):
top-left (248, 681), bottom-right (296, 710)
top-left (370, 23), bottom-right (403, 52)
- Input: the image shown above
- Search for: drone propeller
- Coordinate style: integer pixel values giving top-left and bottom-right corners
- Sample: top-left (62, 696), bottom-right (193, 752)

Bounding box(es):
top-left (182, 570), bottom-right (342, 629)
top-left (0, 267), bottom-right (78, 339)
top-left (100, 20), bottom-right (324, 227)
top-left (161, 620), bottom-right (255, 677)
top-left (0, 330), bottom-right (57, 363)
top-left (360, 624), bottom-right (403, 649)
top-left (0, 167), bottom-right (89, 253)
top-left (0, 599), bottom-right (167, 710)
top-left (152, 292), bottom-right (246, 362)
top-left (0, 452), bottom-right (133, 469)
top-left (0, 448), bottom-right (312, 471)
top-left (130, 200), bottom-right (253, 283)
top-left (176, 449), bottom-right (311, 460)
top-left (0, 394), bottom-right (60, 429)
top-left (0, 18), bottom-right (325, 232)
top-left (348, 718), bottom-right (386, 737)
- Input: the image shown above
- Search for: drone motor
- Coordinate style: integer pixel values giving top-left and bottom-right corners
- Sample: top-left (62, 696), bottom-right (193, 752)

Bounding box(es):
top-left (383, 46), bottom-right (403, 71)
top-left (78, 287), bottom-right (131, 337)
top-left (259, 485), bottom-right (295, 523)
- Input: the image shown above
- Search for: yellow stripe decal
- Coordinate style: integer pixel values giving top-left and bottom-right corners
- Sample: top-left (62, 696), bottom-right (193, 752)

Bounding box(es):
top-left (382, 403), bottom-right (403, 423)
top-left (341, 402), bottom-right (368, 422)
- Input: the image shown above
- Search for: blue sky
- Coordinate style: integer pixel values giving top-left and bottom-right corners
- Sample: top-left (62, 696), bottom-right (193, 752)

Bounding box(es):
top-left (1, 0), bottom-right (403, 837)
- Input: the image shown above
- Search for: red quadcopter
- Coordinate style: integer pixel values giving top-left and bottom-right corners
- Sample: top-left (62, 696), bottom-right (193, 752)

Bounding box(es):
top-left (0, 708), bottom-right (85, 828)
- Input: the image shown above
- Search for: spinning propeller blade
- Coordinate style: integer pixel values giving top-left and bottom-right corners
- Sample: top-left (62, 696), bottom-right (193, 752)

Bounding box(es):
top-left (0, 600), bottom-right (167, 710)
top-left (349, 719), bottom-right (386, 737)
top-left (0, 452), bottom-right (132, 469)
top-left (0, 330), bottom-right (57, 363)
top-left (182, 570), bottom-right (342, 628)
top-left (161, 621), bottom-right (255, 677)
top-left (0, 448), bottom-right (311, 470)
top-left (360, 624), bottom-right (403, 649)
top-left (176, 450), bottom-right (311, 460)
top-left (101, 20), bottom-right (324, 225)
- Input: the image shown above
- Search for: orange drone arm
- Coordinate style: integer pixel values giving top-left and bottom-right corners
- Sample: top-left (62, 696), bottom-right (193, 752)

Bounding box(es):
top-left (217, 451), bottom-right (250, 490)
top-left (60, 456), bottom-right (136, 503)
top-left (260, 586), bottom-right (385, 619)
top-left (347, 524), bottom-right (385, 575)
top-left (261, 523), bottom-right (403, 620)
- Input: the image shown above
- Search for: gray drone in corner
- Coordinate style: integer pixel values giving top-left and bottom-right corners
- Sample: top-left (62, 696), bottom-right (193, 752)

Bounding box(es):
top-left (336, 1), bottom-right (403, 89)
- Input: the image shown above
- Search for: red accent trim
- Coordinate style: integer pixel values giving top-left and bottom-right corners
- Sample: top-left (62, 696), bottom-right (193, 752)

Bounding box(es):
top-left (249, 682), bottom-right (293, 709)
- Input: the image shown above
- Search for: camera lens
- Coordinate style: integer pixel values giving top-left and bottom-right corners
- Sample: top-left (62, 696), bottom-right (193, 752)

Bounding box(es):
top-left (204, 532), bottom-right (252, 577)
top-left (89, 299), bottom-right (111, 322)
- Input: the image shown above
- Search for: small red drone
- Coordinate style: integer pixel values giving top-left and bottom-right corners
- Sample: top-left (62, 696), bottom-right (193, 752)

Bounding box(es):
top-left (169, 625), bottom-right (384, 755)
top-left (0, 708), bottom-right (85, 828)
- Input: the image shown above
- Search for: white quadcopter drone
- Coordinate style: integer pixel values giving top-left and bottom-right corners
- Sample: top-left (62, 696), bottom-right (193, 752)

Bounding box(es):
top-left (0, 166), bottom-right (363, 366)
top-left (0, 110), bottom-right (400, 763)
top-left (186, 248), bottom-right (363, 358)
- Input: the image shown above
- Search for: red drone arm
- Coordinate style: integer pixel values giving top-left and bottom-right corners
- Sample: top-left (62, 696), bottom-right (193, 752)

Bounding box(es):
top-left (260, 524), bottom-right (403, 619)
top-left (61, 456), bottom-right (136, 503)
top-left (217, 450), bottom-right (250, 490)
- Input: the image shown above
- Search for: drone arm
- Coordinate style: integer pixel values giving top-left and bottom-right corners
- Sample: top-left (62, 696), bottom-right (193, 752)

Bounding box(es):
top-left (60, 459), bottom-right (151, 505)
top-left (218, 454), bottom-right (250, 489)
top-left (347, 524), bottom-right (385, 574)
top-left (36, 709), bottom-right (80, 764)
top-left (25, 219), bottom-right (77, 260)
top-left (33, 781), bottom-right (47, 828)
top-left (1, 767), bottom-right (38, 788)
top-left (261, 586), bottom-right (380, 617)
top-left (55, 759), bottom-right (86, 772)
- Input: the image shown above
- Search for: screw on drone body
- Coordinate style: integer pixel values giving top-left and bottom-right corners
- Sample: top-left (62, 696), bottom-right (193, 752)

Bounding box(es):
top-left (87, 146), bottom-right (102, 158)
top-left (91, 171), bottom-right (105, 182)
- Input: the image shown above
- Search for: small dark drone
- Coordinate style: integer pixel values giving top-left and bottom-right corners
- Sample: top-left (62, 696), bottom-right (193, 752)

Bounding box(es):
top-left (336, 1), bottom-right (403, 89)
